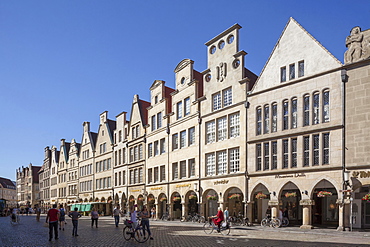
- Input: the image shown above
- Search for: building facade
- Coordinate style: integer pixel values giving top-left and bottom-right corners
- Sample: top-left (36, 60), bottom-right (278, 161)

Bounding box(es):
top-left (0, 177), bottom-right (17, 209)
top-left (16, 163), bottom-right (41, 208)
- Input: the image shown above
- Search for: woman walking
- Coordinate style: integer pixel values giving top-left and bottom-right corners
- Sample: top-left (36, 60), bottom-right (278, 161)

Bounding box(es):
top-left (90, 207), bottom-right (99, 228)
top-left (140, 205), bottom-right (153, 240)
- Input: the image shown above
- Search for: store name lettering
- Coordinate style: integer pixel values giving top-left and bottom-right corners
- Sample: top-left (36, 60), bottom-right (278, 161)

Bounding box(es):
top-left (214, 180), bottom-right (229, 185)
top-left (150, 187), bottom-right (163, 190)
top-left (176, 184), bottom-right (191, 188)
top-left (131, 189), bottom-right (141, 192)
top-left (352, 171), bottom-right (370, 178)
top-left (275, 173), bottom-right (306, 179)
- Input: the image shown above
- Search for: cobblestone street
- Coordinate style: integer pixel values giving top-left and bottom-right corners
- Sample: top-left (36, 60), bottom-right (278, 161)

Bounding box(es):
top-left (1, 215), bottom-right (369, 246)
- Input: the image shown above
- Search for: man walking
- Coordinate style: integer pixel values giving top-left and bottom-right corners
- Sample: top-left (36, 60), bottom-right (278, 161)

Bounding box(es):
top-left (68, 207), bottom-right (82, 236)
top-left (46, 204), bottom-right (60, 241)
top-left (113, 205), bottom-right (123, 227)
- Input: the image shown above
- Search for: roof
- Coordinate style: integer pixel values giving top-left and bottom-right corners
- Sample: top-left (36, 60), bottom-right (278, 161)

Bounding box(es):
top-left (0, 177), bottom-right (16, 190)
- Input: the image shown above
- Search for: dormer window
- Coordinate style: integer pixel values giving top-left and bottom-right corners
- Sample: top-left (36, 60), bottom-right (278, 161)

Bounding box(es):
top-left (298, 61), bottom-right (304, 77)
top-left (280, 67), bottom-right (286, 82)
top-left (289, 63), bottom-right (295, 80)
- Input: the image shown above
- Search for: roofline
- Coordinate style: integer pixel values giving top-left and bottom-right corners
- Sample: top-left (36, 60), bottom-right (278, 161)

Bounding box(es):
top-left (205, 23), bottom-right (242, 46)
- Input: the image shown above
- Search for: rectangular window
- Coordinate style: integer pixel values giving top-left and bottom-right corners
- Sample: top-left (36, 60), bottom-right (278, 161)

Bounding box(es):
top-left (148, 143), bottom-right (153, 158)
top-left (283, 139), bottom-right (289, 169)
top-left (281, 67), bottom-right (286, 82)
top-left (206, 121), bottom-right (216, 144)
top-left (223, 88), bottom-right (232, 107)
top-left (272, 141), bottom-right (277, 170)
top-left (180, 130), bottom-right (186, 148)
top-left (323, 91), bottom-right (330, 123)
top-left (184, 97), bottom-right (190, 116)
top-left (206, 153), bottom-right (216, 176)
top-left (213, 93), bottom-right (221, 111)
top-left (303, 136), bottom-right (310, 167)
top-left (118, 149), bottom-right (122, 165)
top-left (289, 63), bottom-right (295, 80)
top-left (160, 165), bottom-right (165, 182)
top-left (172, 133), bottom-right (179, 150)
top-left (271, 104), bottom-right (277, 132)
top-left (154, 167), bottom-right (159, 183)
top-left (177, 101), bottom-right (183, 119)
top-left (154, 141), bottom-right (159, 156)
top-left (298, 61), bottom-right (304, 77)
top-left (264, 142), bottom-right (269, 170)
top-left (130, 170), bottom-right (134, 184)
top-left (303, 95), bottom-right (310, 126)
top-left (256, 107), bottom-right (262, 135)
top-left (188, 127), bottom-right (195, 145)
top-left (134, 146), bottom-right (138, 161)
top-left (229, 113), bottom-right (240, 138)
top-left (291, 138), bottom-right (297, 168)
top-left (217, 117), bottom-right (227, 141)
top-left (217, 151), bottom-right (227, 175)
top-left (139, 168), bottom-right (143, 183)
top-left (160, 138), bottom-right (166, 154)
top-left (313, 93), bottom-right (320, 125)
top-left (291, 98), bottom-right (297, 129)
top-left (283, 101), bottom-right (289, 130)
top-left (119, 171), bottom-right (122, 185)
top-left (229, 148), bottom-right (240, 173)
top-left (172, 163), bottom-right (178, 180)
top-left (151, 115), bottom-right (156, 131)
top-left (148, 168), bottom-right (153, 184)
top-left (134, 169), bottom-right (139, 184)
top-left (323, 133), bottom-right (330, 164)
top-left (256, 144), bottom-right (262, 171)
top-left (129, 148), bottom-right (134, 162)
top-left (313, 134), bottom-right (320, 166)
top-left (180, 161), bottom-right (186, 178)
top-left (188, 159), bottom-right (195, 177)
top-left (264, 105), bottom-right (269, 134)
top-left (157, 112), bottom-right (162, 128)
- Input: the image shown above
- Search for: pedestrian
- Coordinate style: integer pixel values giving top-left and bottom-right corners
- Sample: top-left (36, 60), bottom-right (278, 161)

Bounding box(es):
top-left (130, 205), bottom-right (138, 229)
top-left (140, 205), bottom-right (153, 240)
top-left (224, 207), bottom-right (229, 221)
top-left (46, 204), bottom-right (60, 241)
top-left (151, 206), bottom-right (156, 220)
top-left (36, 204), bottom-right (41, 222)
top-left (113, 205), bottom-right (123, 227)
top-left (59, 205), bottom-right (66, 231)
top-left (68, 207), bottom-right (82, 236)
top-left (90, 207), bottom-right (99, 228)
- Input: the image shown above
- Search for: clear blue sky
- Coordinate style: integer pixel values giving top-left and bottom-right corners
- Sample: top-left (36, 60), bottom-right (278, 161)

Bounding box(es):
top-left (1, 1), bottom-right (369, 181)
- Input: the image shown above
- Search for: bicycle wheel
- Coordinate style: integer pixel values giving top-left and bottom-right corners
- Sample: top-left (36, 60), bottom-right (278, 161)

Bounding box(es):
top-left (234, 218), bottom-right (242, 226)
top-left (281, 218), bottom-right (289, 227)
top-left (199, 216), bottom-right (205, 223)
top-left (220, 224), bottom-right (230, 235)
top-left (180, 216), bottom-right (186, 222)
top-left (271, 218), bottom-right (281, 228)
top-left (261, 219), bottom-right (268, 227)
top-left (203, 222), bottom-right (214, 234)
top-left (123, 226), bottom-right (132, 240)
top-left (134, 227), bottom-right (149, 243)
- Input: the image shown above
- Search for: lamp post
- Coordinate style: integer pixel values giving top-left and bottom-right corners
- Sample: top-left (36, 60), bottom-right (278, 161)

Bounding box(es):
top-left (343, 170), bottom-right (353, 231)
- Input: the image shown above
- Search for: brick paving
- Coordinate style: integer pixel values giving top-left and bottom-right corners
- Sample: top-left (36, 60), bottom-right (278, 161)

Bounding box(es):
top-left (0, 214), bottom-right (369, 246)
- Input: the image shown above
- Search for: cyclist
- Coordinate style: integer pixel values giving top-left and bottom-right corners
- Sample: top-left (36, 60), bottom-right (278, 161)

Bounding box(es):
top-left (211, 207), bottom-right (224, 232)
top-left (130, 205), bottom-right (138, 229)
top-left (11, 207), bottom-right (19, 222)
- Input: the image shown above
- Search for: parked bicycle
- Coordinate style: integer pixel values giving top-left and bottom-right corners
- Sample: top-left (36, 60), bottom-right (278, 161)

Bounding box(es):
top-left (123, 219), bottom-right (149, 243)
top-left (280, 217), bottom-right (289, 227)
top-left (261, 216), bottom-right (280, 228)
top-left (160, 212), bottom-right (170, 221)
top-left (228, 212), bottom-right (247, 226)
top-left (203, 217), bottom-right (230, 235)
top-left (181, 213), bottom-right (205, 223)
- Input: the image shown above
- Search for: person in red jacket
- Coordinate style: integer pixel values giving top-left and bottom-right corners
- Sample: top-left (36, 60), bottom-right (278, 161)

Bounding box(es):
top-left (211, 207), bottom-right (224, 232)
top-left (46, 204), bottom-right (60, 241)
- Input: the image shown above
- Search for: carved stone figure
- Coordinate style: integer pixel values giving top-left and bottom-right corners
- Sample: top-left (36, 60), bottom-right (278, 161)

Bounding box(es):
top-left (344, 26), bottom-right (370, 64)
top-left (216, 62), bottom-right (227, 82)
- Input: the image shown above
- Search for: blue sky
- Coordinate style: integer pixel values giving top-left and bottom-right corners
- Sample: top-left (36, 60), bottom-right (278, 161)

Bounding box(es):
top-left (1, 1), bottom-right (369, 181)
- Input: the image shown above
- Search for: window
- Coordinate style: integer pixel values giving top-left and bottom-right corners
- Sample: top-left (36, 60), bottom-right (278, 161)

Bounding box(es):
top-left (180, 130), bottom-right (186, 148)
top-left (313, 93), bottom-right (320, 125)
top-left (313, 134), bottom-right (320, 166)
top-left (148, 168), bottom-right (153, 184)
top-left (223, 88), bottom-right (232, 107)
top-left (256, 144), bottom-right (262, 171)
top-left (118, 149), bottom-right (122, 165)
top-left (323, 90), bottom-right (330, 123)
top-left (139, 168), bottom-right (143, 183)
top-left (180, 161), bottom-right (186, 178)
top-left (217, 117), bottom-right (227, 141)
top-left (177, 101), bottom-right (183, 119)
top-left (283, 101), bottom-right (289, 130)
top-left (264, 105), bottom-right (269, 134)
top-left (188, 127), bottom-right (195, 145)
top-left (217, 151), bottom-right (227, 175)
top-left (303, 136), bottom-right (310, 167)
top-left (229, 148), bottom-right (240, 173)
top-left (291, 98), bottom-right (297, 129)
top-left (298, 61), bottom-right (304, 77)
top-left (184, 97), bottom-right (190, 116)
top-left (291, 138), bottom-right (297, 168)
top-left (160, 138), bottom-right (166, 154)
top-left (206, 121), bottom-right (216, 144)
top-left (283, 139), bottom-right (289, 169)
top-left (119, 171), bottom-right (122, 185)
top-left (271, 103), bottom-right (277, 132)
top-left (264, 143), bottom-right (269, 170)
top-left (281, 67), bottom-right (286, 82)
top-left (323, 133), bottom-right (330, 164)
top-left (256, 107), bottom-right (262, 135)
top-left (157, 112), bottom-right (162, 128)
top-left (154, 167), bottom-right (159, 182)
top-left (151, 115), bottom-right (156, 131)
top-left (148, 143), bottom-right (153, 158)
top-left (154, 141), bottom-right (159, 156)
top-left (229, 113), bottom-right (240, 138)
top-left (172, 133), bottom-right (178, 150)
top-left (213, 93), bottom-right (221, 111)
top-left (289, 63), bottom-right (295, 80)
top-left (172, 163), bottom-right (178, 180)
top-left (188, 159), bottom-right (195, 177)
top-left (303, 95), bottom-right (310, 126)
top-left (206, 153), bottom-right (216, 176)
top-left (160, 165), bottom-right (165, 182)
top-left (272, 141), bottom-right (277, 170)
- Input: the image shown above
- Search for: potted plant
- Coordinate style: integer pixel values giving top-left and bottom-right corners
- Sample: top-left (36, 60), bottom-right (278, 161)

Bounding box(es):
top-left (129, 198), bottom-right (135, 203)
top-left (228, 194), bottom-right (241, 200)
top-left (255, 192), bottom-right (267, 199)
top-left (362, 194), bottom-right (370, 201)
top-left (189, 195), bottom-right (197, 200)
top-left (148, 198), bottom-right (155, 203)
top-left (173, 196), bottom-right (181, 202)
top-left (207, 195), bottom-right (217, 200)
top-left (138, 197), bottom-right (144, 201)
top-left (285, 192), bottom-right (297, 198)
top-left (317, 191), bottom-right (332, 197)
top-left (160, 197), bottom-right (167, 202)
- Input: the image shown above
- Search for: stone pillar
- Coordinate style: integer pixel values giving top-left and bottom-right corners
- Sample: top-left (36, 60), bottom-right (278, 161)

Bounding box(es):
top-left (338, 198), bottom-right (351, 231)
top-left (246, 201), bottom-right (254, 224)
top-left (300, 199), bottom-right (314, 229)
top-left (268, 200), bottom-right (279, 218)
top-left (182, 202), bottom-right (186, 217)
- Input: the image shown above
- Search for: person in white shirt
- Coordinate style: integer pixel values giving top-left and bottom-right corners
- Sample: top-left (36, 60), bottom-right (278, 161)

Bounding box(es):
top-left (130, 205), bottom-right (138, 229)
top-left (113, 205), bottom-right (123, 227)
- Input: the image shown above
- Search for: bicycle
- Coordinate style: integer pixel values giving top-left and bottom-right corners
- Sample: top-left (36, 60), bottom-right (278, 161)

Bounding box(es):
top-left (123, 219), bottom-right (149, 243)
top-left (193, 213), bottom-right (205, 223)
top-left (203, 217), bottom-right (230, 235)
top-left (280, 217), bottom-right (289, 227)
top-left (10, 214), bottom-right (20, 225)
top-left (161, 212), bottom-right (170, 221)
top-left (261, 216), bottom-right (280, 228)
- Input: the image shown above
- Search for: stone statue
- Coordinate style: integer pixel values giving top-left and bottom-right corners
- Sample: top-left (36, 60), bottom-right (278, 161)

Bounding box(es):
top-left (345, 26), bottom-right (370, 64)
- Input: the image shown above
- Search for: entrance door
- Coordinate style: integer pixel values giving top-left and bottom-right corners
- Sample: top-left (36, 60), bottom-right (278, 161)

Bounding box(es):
top-left (364, 201), bottom-right (370, 228)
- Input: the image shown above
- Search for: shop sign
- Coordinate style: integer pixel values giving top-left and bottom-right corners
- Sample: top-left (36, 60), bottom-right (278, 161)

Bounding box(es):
top-left (175, 183), bottom-right (191, 188)
top-left (150, 187), bottom-right (163, 190)
top-left (275, 173), bottom-right (306, 179)
top-left (214, 179), bottom-right (229, 185)
top-left (352, 171), bottom-right (370, 178)
top-left (131, 189), bottom-right (141, 192)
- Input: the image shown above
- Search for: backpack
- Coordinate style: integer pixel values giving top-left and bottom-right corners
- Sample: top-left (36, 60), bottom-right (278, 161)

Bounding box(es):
top-left (60, 209), bottom-right (65, 217)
